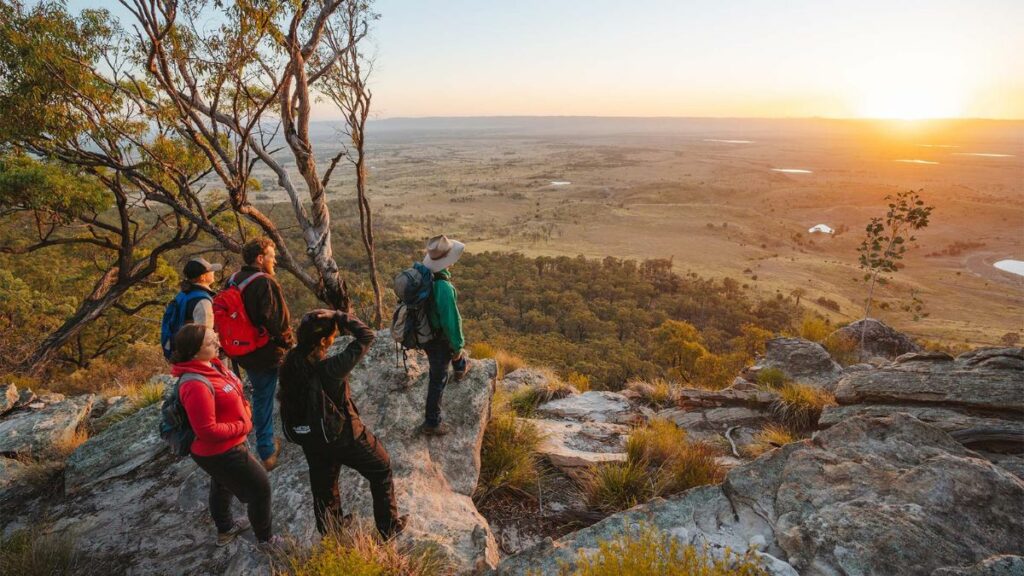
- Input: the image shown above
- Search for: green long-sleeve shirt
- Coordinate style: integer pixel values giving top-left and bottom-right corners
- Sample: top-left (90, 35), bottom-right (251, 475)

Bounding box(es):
top-left (428, 269), bottom-right (465, 352)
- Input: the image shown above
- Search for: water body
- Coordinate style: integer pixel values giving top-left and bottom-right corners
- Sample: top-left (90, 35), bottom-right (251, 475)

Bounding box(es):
top-left (953, 153), bottom-right (1015, 158)
top-left (704, 139), bottom-right (754, 144)
top-left (895, 159), bottom-right (940, 165)
top-left (549, 181), bottom-right (572, 186)
top-left (994, 260), bottom-right (1024, 277)
top-left (771, 168), bottom-right (813, 174)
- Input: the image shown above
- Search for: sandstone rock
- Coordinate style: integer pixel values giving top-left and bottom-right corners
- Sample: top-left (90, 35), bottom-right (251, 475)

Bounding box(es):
top-left (932, 556), bottom-right (1024, 576)
top-left (536, 391), bottom-right (639, 425)
top-left (0, 383), bottom-right (17, 414)
top-left (833, 366), bottom-right (1024, 413)
top-left (956, 347), bottom-right (1024, 371)
top-left (2, 332), bottom-right (499, 575)
top-left (65, 404), bottom-right (166, 494)
top-left (0, 394), bottom-right (94, 456)
top-left (755, 338), bottom-right (844, 389)
top-left (820, 404), bottom-right (1024, 438)
top-left (895, 351), bottom-right (955, 364)
top-left (499, 368), bottom-right (555, 393)
top-left (831, 318), bottom-right (922, 360)
top-left (496, 414), bottom-right (1024, 576)
top-left (524, 418), bottom-right (628, 471)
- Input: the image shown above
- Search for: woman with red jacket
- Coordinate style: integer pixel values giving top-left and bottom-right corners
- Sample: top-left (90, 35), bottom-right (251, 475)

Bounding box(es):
top-left (171, 324), bottom-right (281, 550)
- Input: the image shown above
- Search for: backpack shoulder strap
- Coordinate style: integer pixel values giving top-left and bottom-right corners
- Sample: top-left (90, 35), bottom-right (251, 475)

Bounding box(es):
top-left (176, 373), bottom-right (214, 396)
top-left (236, 272), bottom-right (267, 292)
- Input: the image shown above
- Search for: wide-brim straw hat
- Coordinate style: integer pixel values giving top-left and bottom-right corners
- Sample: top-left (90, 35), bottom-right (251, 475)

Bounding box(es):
top-left (422, 235), bottom-right (465, 272)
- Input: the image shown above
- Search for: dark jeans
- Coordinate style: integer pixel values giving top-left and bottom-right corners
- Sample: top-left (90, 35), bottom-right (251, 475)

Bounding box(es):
top-left (301, 426), bottom-right (400, 538)
top-left (244, 368), bottom-right (278, 460)
top-left (191, 443), bottom-right (273, 541)
top-left (423, 339), bottom-right (453, 427)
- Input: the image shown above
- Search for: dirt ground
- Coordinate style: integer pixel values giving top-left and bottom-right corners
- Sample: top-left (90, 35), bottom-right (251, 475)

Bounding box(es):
top-left (253, 117), bottom-right (1024, 346)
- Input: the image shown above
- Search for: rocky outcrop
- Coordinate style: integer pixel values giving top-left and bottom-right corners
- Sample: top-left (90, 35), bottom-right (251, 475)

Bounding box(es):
top-left (499, 368), bottom-right (555, 393)
top-left (831, 318), bottom-right (922, 360)
top-left (523, 418), bottom-right (629, 471)
top-left (1, 331), bottom-right (499, 575)
top-left (752, 338), bottom-right (844, 389)
top-left (535, 391), bottom-right (640, 425)
top-left (823, 347), bottom-right (1024, 462)
top-left (495, 414), bottom-right (1024, 576)
top-left (932, 556), bottom-right (1024, 576)
top-left (0, 394), bottom-right (94, 456)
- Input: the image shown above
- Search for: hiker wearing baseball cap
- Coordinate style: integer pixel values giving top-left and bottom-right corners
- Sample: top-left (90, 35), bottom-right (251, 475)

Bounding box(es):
top-left (418, 234), bottom-right (471, 436)
top-left (160, 257), bottom-right (223, 360)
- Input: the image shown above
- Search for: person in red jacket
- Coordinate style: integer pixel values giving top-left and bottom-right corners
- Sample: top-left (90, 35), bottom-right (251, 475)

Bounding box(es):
top-left (171, 324), bottom-right (282, 551)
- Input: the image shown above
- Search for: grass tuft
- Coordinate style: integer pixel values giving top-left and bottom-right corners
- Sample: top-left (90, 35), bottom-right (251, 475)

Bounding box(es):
top-left (476, 394), bottom-right (544, 503)
top-left (508, 373), bottom-right (576, 417)
top-left (625, 378), bottom-right (680, 408)
top-left (581, 458), bottom-right (656, 514)
top-left (769, 383), bottom-right (836, 431)
top-left (625, 419), bottom-right (687, 466)
top-left (49, 427), bottom-right (89, 459)
top-left (132, 382), bottom-right (165, 410)
top-left (557, 523), bottom-right (769, 576)
top-left (281, 517), bottom-right (452, 576)
top-left (742, 424), bottom-right (799, 458)
top-left (755, 367), bottom-right (787, 390)
top-left (0, 526), bottom-right (80, 576)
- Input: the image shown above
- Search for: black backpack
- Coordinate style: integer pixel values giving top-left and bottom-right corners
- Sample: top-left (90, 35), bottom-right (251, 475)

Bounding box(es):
top-left (281, 370), bottom-right (346, 446)
top-left (159, 373), bottom-right (214, 457)
top-left (389, 262), bottom-right (437, 350)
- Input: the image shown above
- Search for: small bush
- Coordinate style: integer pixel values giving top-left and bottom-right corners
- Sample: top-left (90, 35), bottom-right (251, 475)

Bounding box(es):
top-left (625, 419), bottom-right (687, 466)
top-left (798, 315), bottom-right (831, 343)
top-left (567, 371), bottom-right (591, 392)
top-left (283, 517), bottom-right (451, 576)
top-left (581, 458), bottom-right (656, 514)
top-left (492, 350), bottom-right (526, 379)
top-left (743, 424), bottom-right (799, 458)
top-left (625, 379), bottom-right (680, 408)
top-left (558, 523), bottom-right (769, 576)
top-left (755, 367), bottom-right (787, 389)
top-left (0, 526), bottom-right (80, 576)
top-left (770, 383), bottom-right (836, 431)
top-left (508, 374), bottom-right (575, 417)
top-left (822, 333), bottom-right (859, 366)
top-left (816, 296), bottom-right (841, 313)
top-left (476, 403), bottom-right (544, 503)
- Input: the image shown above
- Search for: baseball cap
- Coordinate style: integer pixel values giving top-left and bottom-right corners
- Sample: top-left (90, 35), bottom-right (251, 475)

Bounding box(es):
top-left (183, 257), bottom-right (223, 280)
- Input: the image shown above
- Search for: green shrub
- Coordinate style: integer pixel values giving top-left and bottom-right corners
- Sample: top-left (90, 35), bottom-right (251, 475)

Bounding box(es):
top-left (770, 383), bottom-right (836, 431)
top-left (283, 518), bottom-right (451, 576)
top-left (742, 424), bottom-right (799, 458)
top-left (476, 403), bottom-right (544, 503)
top-left (557, 523), bottom-right (769, 576)
top-left (581, 458), bottom-right (656, 514)
top-left (0, 527), bottom-right (80, 576)
top-left (755, 367), bottom-right (787, 389)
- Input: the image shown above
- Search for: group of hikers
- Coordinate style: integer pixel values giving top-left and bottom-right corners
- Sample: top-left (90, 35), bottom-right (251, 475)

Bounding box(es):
top-left (159, 235), bottom-right (470, 551)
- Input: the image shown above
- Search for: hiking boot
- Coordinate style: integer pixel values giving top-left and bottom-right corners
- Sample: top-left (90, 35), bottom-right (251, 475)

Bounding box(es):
top-left (418, 422), bottom-right (450, 436)
top-left (261, 437), bottom-right (282, 472)
top-left (256, 534), bottom-right (286, 554)
top-left (452, 358), bottom-right (472, 381)
top-left (217, 517), bottom-right (252, 547)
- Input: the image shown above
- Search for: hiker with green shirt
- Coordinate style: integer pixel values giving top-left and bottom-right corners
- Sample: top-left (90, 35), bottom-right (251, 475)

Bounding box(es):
top-left (418, 235), bottom-right (471, 436)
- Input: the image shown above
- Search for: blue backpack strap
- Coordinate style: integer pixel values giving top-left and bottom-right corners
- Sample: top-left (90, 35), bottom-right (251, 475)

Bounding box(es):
top-left (178, 289), bottom-right (212, 326)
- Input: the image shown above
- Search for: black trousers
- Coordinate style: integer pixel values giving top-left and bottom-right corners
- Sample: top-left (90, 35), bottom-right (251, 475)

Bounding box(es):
top-left (423, 339), bottom-right (453, 427)
top-left (301, 425), bottom-right (400, 538)
top-left (191, 443), bottom-right (273, 542)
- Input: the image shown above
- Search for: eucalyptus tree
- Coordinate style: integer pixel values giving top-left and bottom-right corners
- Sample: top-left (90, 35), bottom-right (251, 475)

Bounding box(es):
top-left (0, 0), bottom-right (384, 370)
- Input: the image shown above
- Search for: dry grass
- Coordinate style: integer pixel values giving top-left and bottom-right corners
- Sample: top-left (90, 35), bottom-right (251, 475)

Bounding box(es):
top-left (581, 459), bottom-right (656, 514)
top-left (279, 517), bottom-right (452, 576)
top-left (476, 393), bottom-right (545, 503)
top-left (131, 382), bottom-right (165, 409)
top-left (468, 343), bottom-right (527, 380)
top-left (508, 373), bottom-right (576, 417)
top-left (798, 315), bottom-right (832, 343)
top-left (467, 342), bottom-right (496, 359)
top-left (625, 378), bottom-right (681, 408)
top-left (755, 367), bottom-right (788, 390)
top-left (770, 383), bottom-right (836, 431)
top-left (822, 333), bottom-right (859, 366)
top-left (567, 371), bottom-right (591, 392)
top-left (0, 526), bottom-right (81, 576)
top-left (49, 427), bottom-right (89, 459)
top-left (743, 424), bottom-right (800, 458)
top-left (625, 419), bottom-right (687, 466)
top-left (556, 523), bottom-right (769, 576)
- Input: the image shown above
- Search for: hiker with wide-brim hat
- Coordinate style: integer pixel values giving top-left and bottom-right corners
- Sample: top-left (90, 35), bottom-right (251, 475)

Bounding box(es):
top-left (418, 234), bottom-right (471, 436)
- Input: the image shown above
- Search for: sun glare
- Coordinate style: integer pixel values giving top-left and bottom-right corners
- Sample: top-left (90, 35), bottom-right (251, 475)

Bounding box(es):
top-left (852, 57), bottom-right (968, 120)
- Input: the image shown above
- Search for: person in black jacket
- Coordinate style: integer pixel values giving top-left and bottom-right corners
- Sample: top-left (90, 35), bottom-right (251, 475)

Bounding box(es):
top-left (227, 238), bottom-right (294, 471)
top-left (277, 309), bottom-right (405, 539)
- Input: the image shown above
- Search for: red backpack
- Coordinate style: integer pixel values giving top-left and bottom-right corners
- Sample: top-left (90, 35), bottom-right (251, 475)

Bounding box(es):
top-left (213, 272), bottom-right (270, 358)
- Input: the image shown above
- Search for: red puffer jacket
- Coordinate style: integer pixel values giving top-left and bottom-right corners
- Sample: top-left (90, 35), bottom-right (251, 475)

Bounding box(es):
top-left (172, 358), bottom-right (253, 456)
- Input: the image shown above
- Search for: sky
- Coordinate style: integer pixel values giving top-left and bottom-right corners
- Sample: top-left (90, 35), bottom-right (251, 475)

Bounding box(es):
top-left (73, 0), bottom-right (1024, 119)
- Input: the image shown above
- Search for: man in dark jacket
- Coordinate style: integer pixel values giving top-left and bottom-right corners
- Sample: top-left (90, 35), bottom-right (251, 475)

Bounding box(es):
top-left (228, 237), bottom-right (293, 470)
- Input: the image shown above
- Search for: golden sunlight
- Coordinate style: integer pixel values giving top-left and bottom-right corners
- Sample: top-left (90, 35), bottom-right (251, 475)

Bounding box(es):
top-left (852, 57), bottom-right (969, 120)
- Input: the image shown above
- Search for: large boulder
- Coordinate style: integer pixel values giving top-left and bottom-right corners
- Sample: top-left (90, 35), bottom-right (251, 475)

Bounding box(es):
top-left (523, 418), bottom-right (629, 472)
top-left (495, 414), bottom-right (1024, 576)
top-left (0, 394), bottom-right (94, 457)
top-left (831, 318), bottom-right (922, 360)
top-left (2, 331), bottom-right (499, 575)
top-left (755, 338), bottom-right (844, 389)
